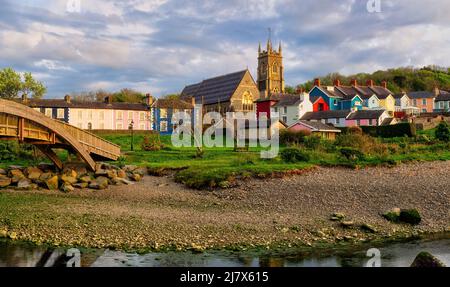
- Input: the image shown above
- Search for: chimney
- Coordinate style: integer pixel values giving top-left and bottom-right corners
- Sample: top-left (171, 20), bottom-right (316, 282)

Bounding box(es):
top-left (64, 94), bottom-right (71, 104)
top-left (145, 93), bottom-right (153, 106)
top-left (350, 79), bottom-right (358, 87)
top-left (366, 79), bottom-right (374, 87)
top-left (296, 87), bottom-right (304, 94)
top-left (105, 95), bottom-right (113, 105)
top-left (434, 86), bottom-right (440, 96)
top-left (382, 81), bottom-right (387, 89)
top-left (334, 79), bottom-right (341, 87)
top-left (191, 96), bottom-right (196, 106)
top-left (314, 78), bottom-right (321, 87)
top-left (21, 94), bottom-right (28, 103)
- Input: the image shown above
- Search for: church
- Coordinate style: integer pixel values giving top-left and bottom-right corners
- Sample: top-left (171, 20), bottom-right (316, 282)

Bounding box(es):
top-left (180, 37), bottom-right (289, 116)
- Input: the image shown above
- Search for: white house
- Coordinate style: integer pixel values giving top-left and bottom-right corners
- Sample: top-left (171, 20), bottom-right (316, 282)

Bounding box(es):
top-left (270, 93), bottom-right (313, 126)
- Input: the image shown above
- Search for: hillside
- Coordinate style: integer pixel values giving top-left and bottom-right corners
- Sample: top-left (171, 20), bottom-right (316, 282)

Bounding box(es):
top-left (292, 66), bottom-right (450, 94)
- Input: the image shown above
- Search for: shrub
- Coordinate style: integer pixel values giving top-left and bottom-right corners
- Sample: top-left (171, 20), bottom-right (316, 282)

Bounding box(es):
top-left (280, 130), bottom-right (310, 146)
top-left (399, 209), bottom-right (422, 225)
top-left (141, 132), bottom-right (164, 151)
top-left (435, 121), bottom-right (450, 142)
top-left (361, 123), bottom-right (416, 138)
top-left (339, 147), bottom-right (365, 161)
top-left (280, 148), bottom-right (310, 163)
top-left (348, 126), bottom-right (363, 135)
top-left (303, 135), bottom-right (321, 150)
top-left (0, 142), bottom-right (17, 161)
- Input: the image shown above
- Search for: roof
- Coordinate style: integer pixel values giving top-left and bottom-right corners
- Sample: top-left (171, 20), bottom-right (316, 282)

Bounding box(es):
top-left (393, 93), bottom-right (409, 99)
top-left (152, 99), bottom-right (193, 109)
top-left (180, 70), bottom-right (251, 105)
top-left (381, 118), bottom-right (395, 126)
top-left (301, 110), bottom-right (351, 120)
top-left (313, 84), bottom-right (392, 100)
top-left (407, 91), bottom-right (436, 99)
top-left (436, 91), bottom-right (450, 102)
top-left (22, 99), bottom-right (150, 111)
top-left (291, 120), bottom-right (341, 132)
top-left (346, 109), bottom-right (386, 120)
top-left (272, 94), bottom-right (308, 107)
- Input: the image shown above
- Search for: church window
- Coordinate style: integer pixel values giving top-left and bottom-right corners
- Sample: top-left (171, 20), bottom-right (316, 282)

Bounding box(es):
top-left (242, 92), bottom-right (254, 111)
top-left (273, 63), bottom-right (278, 73)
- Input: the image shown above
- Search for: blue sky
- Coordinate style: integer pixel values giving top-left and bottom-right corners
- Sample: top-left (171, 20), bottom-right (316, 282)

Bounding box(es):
top-left (1, 0), bottom-right (449, 98)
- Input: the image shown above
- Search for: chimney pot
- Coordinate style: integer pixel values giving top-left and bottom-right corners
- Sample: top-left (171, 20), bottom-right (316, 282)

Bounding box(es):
top-left (21, 94), bottom-right (28, 103)
top-left (334, 79), bottom-right (341, 87)
top-left (350, 79), bottom-right (358, 87)
top-left (64, 94), bottom-right (71, 104)
top-left (191, 96), bottom-right (196, 106)
top-left (366, 80), bottom-right (374, 87)
top-left (382, 81), bottom-right (387, 89)
top-left (314, 78), bottom-right (321, 87)
top-left (105, 96), bottom-right (113, 104)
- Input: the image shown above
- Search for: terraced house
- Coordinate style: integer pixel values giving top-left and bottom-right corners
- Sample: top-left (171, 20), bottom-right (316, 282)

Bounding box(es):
top-left (301, 109), bottom-right (391, 127)
top-left (407, 90), bottom-right (437, 113)
top-left (434, 90), bottom-right (450, 112)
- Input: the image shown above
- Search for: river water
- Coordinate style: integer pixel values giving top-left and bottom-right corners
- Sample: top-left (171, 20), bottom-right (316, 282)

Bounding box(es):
top-left (0, 235), bottom-right (449, 267)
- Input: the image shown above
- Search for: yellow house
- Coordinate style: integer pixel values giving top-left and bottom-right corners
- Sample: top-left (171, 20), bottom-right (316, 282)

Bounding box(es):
top-left (378, 94), bottom-right (396, 116)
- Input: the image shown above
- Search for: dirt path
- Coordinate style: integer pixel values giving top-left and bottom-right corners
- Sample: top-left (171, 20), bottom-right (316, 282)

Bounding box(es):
top-left (1, 161), bottom-right (449, 251)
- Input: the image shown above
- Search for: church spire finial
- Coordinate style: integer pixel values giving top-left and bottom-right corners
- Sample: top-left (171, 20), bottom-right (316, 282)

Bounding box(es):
top-left (279, 41), bottom-right (282, 54)
top-left (267, 27), bottom-right (272, 51)
top-left (258, 42), bottom-right (261, 54)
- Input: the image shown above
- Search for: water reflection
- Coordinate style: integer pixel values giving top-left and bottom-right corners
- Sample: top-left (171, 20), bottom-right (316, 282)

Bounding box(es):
top-left (0, 236), bottom-right (449, 267)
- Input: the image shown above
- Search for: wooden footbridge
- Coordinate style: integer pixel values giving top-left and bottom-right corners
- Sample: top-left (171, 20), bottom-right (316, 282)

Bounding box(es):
top-left (0, 99), bottom-right (121, 171)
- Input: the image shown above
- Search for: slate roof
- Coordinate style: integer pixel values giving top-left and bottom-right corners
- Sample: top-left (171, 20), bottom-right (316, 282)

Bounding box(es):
top-left (152, 99), bottom-right (193, 109)
top-left (301, 110), bottom-right (352, 120)
top-left (315, 84), bottom-right (392, 100)
top-left (407, 91), bottom-right (436, 99)
top-left (346, 109), bottom-right (386, 120)
top-left (22, 99), bottom-right (150, 111)
top-left (272, 94), bottom-right (307, 107)
top-left (180, 70), bottom-right (250, 105)
top-left (393, 93), bottom-right (409, 99)
top-left (435, 91), bottom-right (450, 102)
top-left (293, 120), bottom-right (341, 132)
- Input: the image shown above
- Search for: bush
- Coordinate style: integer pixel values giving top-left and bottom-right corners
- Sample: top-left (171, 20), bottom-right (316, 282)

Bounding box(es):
top-left (303, 135), bottom-right (321, 150)
top-left (0, 142), bottom-right (17, 161)
top-left (280, 148), bottom-right (310, 163)
top-left (339, 147), bottom-right (365, 161)
top-left (435, 121), bottom-right (450, 142)
top-left (280, 130), bottom-right (310, 146)
top-left (141, 132), bottom-right (164, 151)
top-left (361, 123), bottom-right (416, 138)
top-left (399, 209), bottom-right (422, 225)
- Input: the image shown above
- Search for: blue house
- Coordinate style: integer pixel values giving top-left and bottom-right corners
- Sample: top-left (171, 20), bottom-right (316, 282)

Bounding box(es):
top-left (152, 98), bottom-right (194, 135)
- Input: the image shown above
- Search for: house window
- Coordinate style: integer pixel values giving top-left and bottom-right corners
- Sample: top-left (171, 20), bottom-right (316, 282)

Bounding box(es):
top-left (422, 109), bottom-right (427, 113)
top-left (99, 123), bottom-right (104, 129)
top-left (116, 123), bottom-right (123, 130)
top-left (242, 92), bottom-right (254, 111)
top-left (57, 109), bottom-right (64, 119)
top-left (336, 118), bottom-right (341, 125)
top-left (88, 110), bottom-right (93, 120)
top-left (99, 111), bottom-right (104, 120)
top-left (274, 107), bottom-right (278, 113)
top-left (128, 111), bottom-right (133, 122)
top-left (439, 102), bottom-right (444, 109)
top-left (160, 121), bottom-right (168, 132)
top-left (139, 112), bottom-right (145, 121)
top-left (45, 108), bottom-right (53, 118)
top-left (282, 116), bottom-right (287, 123)
top-left (140, 123), bottom-right (145, 130)
top-left (116, 111), bottom-right (123, 120)
top-left (283, 107), bottom-right (287, 114)
top-left (272, 63), bottom-right (278, 74)
top-left (356, 119), bottom-right (361, 126)
top-left (160, 109), bottom-right (167, 118)
top-left (334, 99), bottom-right (338, 106)
top-left (87, 123), bottom-right (92, 130)
top-left (78, 110), bottom-right (83, 119)
top-left (413, 99), bottom-right (417, 106)
top-left (372, 99), bottom-right (376, 105)
top-left (422, 99), bottom-right (427, 105)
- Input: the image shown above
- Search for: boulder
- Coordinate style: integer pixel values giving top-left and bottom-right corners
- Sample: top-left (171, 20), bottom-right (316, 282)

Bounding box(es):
top-left (123, 165), bottom-right (138, 172)
top-left (112, 177), bottom-right (134, 185)
top-left (0, 176), bottom-right (11, 188)
top-left (24, 167), bottom-right (43, 177)
top-left (410, 252), bottom-right (446, 267)
top-left (9, 169), bottom-right (25, 183)
top-left (341, 221), bottom-right (355, 228)
top-left (360, 223), bottom-right (377, 233)
top-left (79, 175), bottom-right (92, 183)
top-left (95, 169), bottom-right (108, 176)
top-left (17, 178), bottom-right (32, 189)
top-left (106, 170), bottom-right (118, 179)
top-left (8, 165), bottom-right (24, 170)
top-left (60, 175), bottom-right (78, 185)
top-left (62, 168), bottom-right (78, 179)
top-left (89, 176), bottom-right (109, 190)
top-left (130, 173), bottom-right (142, 182)
top-left (330, 212), bottom-right (345, 221)
top-left (133, 167), bottom-right (147, 176)
top-left (60, 183), bottom-right (75, 193)
top-left (73, 182), bottom-right (89, 189)
top-left (45, 175), bottom-right (59, 190)
top-left (0, 168), bottom-right (7, 175)
top-left (117, 169), bottom-right (127, 179)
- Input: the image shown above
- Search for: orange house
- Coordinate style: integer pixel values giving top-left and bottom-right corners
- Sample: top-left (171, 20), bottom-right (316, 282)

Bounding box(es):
top-left (407, 91), bottom-right (437, 113)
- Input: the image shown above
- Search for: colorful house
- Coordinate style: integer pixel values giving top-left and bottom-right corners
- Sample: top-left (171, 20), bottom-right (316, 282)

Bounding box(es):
top-left (434, 91), bottom-right (450, 112)
top-left (288, 120), bottom-right (341, 140)
top-left (301, 110), bottom-right (352, 128)
top-left (151, 98), bottom-right (194, 135)
top-left (301, 109), bottom-right (392, 127)
top-left (311, 96), bottom-right (330, 112)
top-left (22, 95), bottom-right (152, 130)
top-left (407, 91), bottom-right (437, 113)
top-left (270, 93), bottom-right (313, 126)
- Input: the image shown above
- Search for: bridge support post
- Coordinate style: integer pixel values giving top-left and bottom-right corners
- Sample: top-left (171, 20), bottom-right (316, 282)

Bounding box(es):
top-left (35, 145), bottom-right (64, 171)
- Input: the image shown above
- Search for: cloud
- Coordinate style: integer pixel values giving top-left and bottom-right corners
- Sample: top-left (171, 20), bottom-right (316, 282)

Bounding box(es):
top-left (0, 0), bottom-right (449, 98)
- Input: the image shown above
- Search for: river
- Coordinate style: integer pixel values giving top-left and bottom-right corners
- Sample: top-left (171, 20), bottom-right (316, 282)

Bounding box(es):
top-left (0, 235), bottom-right (449, 267)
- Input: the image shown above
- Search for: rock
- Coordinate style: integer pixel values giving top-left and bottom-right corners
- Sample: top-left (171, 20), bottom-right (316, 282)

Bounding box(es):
top-left (73, 182), bottom-right (89, 189)
top-left (60, 183), bottom-right (75, 193)
top-left (399, 209), bottom-right (422, 225)
top-left (117, 169), bottom-right (127, 178)
top-left (9, 169), bottom-right (25, 183)
top-left (8, 165), bottom-right (24, 170)
top-left (27, 171), bottom-right (42, 181)
top-left (37, 163), bottom-right (55, 172)
top-left (130, 173), bottom-right (142, 182)
top-left (106, 170), bottom-right (118, 179)
top-left (39, 172), bottom-right (54, 181)
top-left (330, 212), bottom-right (345, 221)
top-left (17, 178), bottom-right (32, 189)
top-left (112, 177), bottom-right (134, 185)
top-left (95, 169), bottom-right (108, 176)
top-left (45, 176), bottom-right (59, 190)
top-left (123, 165), bottom-right (138, 172)
top-left (360, 223), bottom-right (377, 233)
top-left (382, 208), bottom-right (401, 222)
top-left (24, 167), bottom-right (43, 179)
top-left (0, 176), bottom-right (11, 188)
top-left (62, 168), bottom-right (77, 179)
top-left (79, 175), bottom-right (92, 183)
top-left (8, 232), bottom-right (17, 240)
top-left (0, 168), bottom-right (6, 175)
top-left (0, 229), bottom-right (7, 237)
top-left (341, 221), bottom-right (354, 228)
top-left (89, 176), bottom-right (109, 190)
top-left (410, 252), bottom-right (446, 267)
top-left (133, 167), bottom-right (147, 176)
top-left (61, 175), bottom-right (78, 185)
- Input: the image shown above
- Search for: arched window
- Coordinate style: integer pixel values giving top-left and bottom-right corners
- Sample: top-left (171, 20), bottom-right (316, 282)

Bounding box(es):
top-left (88, 122), bottom-right (92, 130)
top-left (242, 92), bottom-right (254, 111)
top-left (272, 63), bottom-right (278, 73)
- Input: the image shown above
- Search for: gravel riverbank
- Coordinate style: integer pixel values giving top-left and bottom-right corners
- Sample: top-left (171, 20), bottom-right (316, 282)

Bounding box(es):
top-left (0, 161), bottom-right (449, 252)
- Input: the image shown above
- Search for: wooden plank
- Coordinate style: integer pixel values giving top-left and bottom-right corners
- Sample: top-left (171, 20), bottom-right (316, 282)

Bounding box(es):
top-left (35, 145), bottom-right (63, 170)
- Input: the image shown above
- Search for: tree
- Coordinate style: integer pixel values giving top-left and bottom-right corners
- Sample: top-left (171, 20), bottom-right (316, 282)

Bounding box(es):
top-left (161, 93), bottom-right (180, 100)
top-left (0, 68), bottom-right (46, 99)
top-left (435, 121), bottom-right (450, 142)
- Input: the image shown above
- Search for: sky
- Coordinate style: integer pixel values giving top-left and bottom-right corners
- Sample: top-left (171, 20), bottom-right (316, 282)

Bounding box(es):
top-left (1, 0), bottom-right (449, 98)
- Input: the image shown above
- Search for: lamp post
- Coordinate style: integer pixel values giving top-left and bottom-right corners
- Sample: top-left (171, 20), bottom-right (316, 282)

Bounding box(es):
top-left (129, 120), bottom-right (134, 151)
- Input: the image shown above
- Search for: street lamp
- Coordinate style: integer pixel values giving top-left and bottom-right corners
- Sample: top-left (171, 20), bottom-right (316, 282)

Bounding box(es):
top-left (129, 120), bottom-right (134, 151)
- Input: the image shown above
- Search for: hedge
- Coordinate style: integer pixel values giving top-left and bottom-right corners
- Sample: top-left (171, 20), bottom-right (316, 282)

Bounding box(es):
top-left (360, 123), bottom-right (416, 138)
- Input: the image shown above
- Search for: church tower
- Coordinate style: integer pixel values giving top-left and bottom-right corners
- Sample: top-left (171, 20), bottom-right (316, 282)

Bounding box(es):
top-left (257, 37), bottom-right (285, 99)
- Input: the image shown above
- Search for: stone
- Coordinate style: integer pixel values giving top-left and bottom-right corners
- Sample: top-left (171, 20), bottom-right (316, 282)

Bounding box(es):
top-left (60, 183), bottom-right (75, 193)
top-left (112, 177), bottom-right (134, 185)
top-left (0, 176), bottom-right (11, 188)
top-left (8, 232), bottom-right (17, 240)
top-left (0, 168), bottom-right (7, 175)
top-left (106, 170), bottom-right (118, 179)
top-left (123, 165), bottom-right (138, 172)
top-left (79, 176), bottom-right (92, 183)
top-left (37, 163), bottom-right (55, 172)
top-left (39, 172), bottom-right (54, 181)
top-left (9, 169), bottom-right (25, 183)
top-left (45, 175), bottom-right (59, 190)
top-left (62, 168), bottom-right (78, 179)
top-left (0, 229), bottom-right (7, 237)
top-left (410, 252), bottom-right (446, 267)
top-left (17, 178), bottom-right (32, 189)
top-left (330, 212), bottom-right (345, 221)
top-left (130, 173), bottom-right (142, 182)
top-left (60, 175), bottom-right (78, 185)
top-left (117, 169), bottom-right (127, 178)
top-left (133, 167), bottom-right (147, 176)
top-left (89, 176), bottom-right (109, 190)
top-left (8, 165), bottom-right (24, 170)
top-left (73, 182), bottom-right (89, 189)
top-left (360, 223), bottom-right (377, 233)
top-left (341, 221), bottom-right (355, 228)
top-left (73, 166), bottom-right (88, 176)
top-left (95, 169), bottom-right (108, 176)
top-left (27, 171), bottom-right (42, 181)
top-left (24, 167), bottom-right (43, 177)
